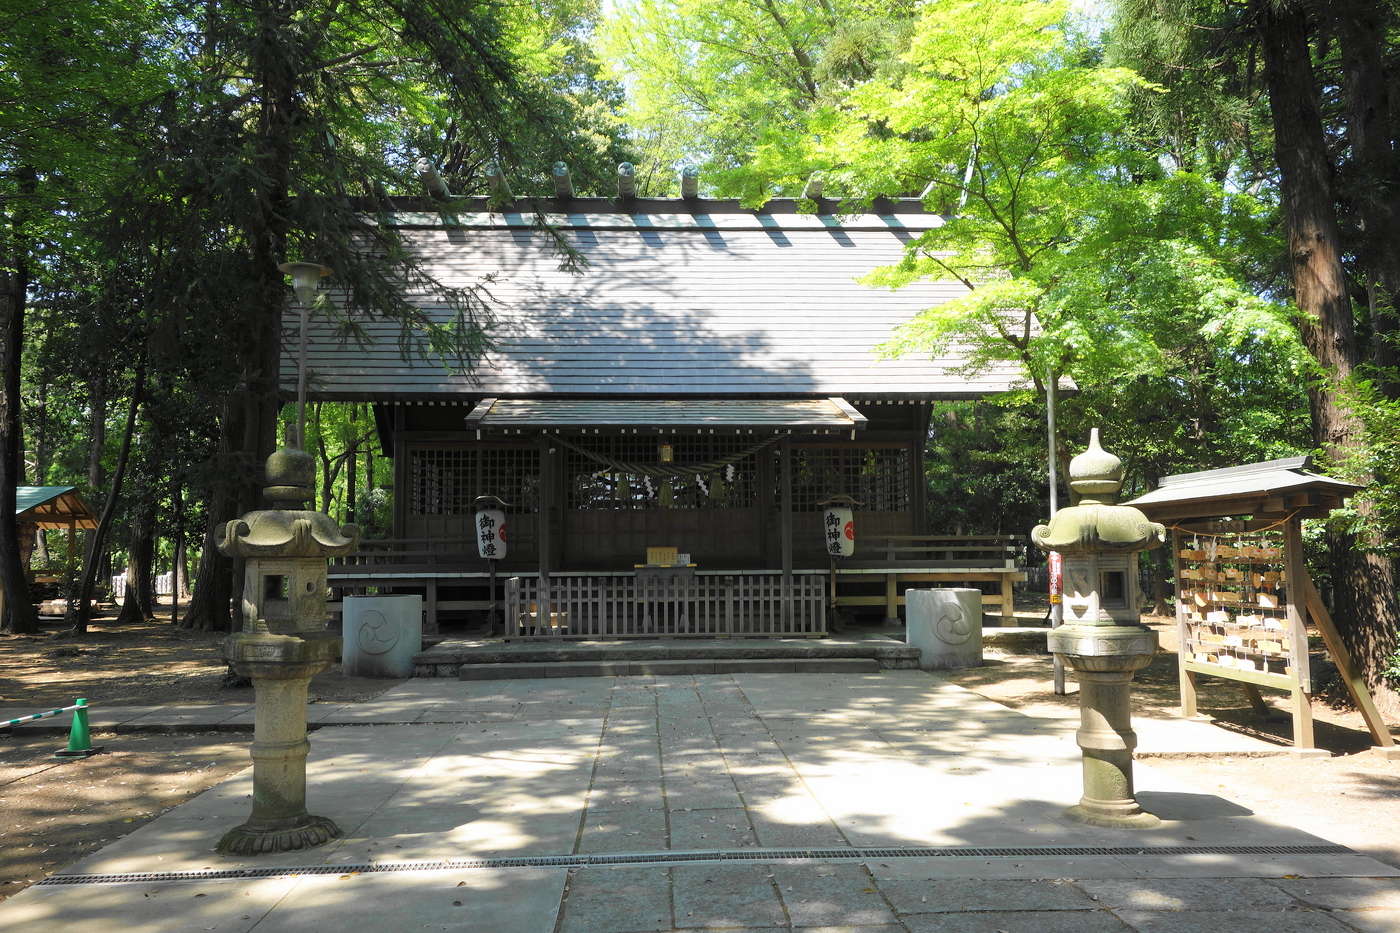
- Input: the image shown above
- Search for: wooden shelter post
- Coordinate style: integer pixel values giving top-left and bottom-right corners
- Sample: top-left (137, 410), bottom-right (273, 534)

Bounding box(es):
top-left (1282, 517), bottom-right (1315, 748)
top-left (1172, 529), bottom-right (1198, 718)
top-left (779, 439), bottom-right (793, 625)
top-left (537, 434), bottom-right (554, 624)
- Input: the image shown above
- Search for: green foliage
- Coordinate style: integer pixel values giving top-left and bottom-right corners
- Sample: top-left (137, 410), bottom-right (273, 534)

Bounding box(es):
top-left (924, 399), bottom-right (1047, 534)
top-left (1340, 378), bottom-right (1400, 559)
top-left (601, 0), bottom-right (917, 194)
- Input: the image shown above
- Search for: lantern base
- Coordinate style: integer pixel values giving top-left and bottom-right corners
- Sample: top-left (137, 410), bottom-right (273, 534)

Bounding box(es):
top-left (217, 814), bottom-right (342, 855)
top-left (1064, 802), bottom-right (1161, 831)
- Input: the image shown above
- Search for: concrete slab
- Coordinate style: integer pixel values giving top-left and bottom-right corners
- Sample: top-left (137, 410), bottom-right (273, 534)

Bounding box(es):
top-left (668, 807), bottom-right (757, 849)
top-left (268, 868), bottom-right (566, 932)
top-left (771, 863), bottom-right (899, 927)
top-left (876, 878), bottom-right (1099, 915)
top-left (0, 876), bottom-right (296, 932)
top-left (900, 910), bottom-right (1133, 932)
top-left (559, 867), bottom-right (673, 933)
top-left (1340, 911), bottom-right (1400, 933)
top-left (1273, 876), bottom-right (1400, 909)
top-left (1114, 909), bottom-right (1357, 932)
top-left (670, 864), bottom-right (788, 929)
top-left (578, 807), bottom-right (669, 853)
top-left (1074, 877), bottom-right (1300, 911)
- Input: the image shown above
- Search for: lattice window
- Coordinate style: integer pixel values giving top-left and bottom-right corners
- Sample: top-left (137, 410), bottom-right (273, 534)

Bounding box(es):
top-left (788, 447), bottom-right (910, 512)
top-left (566, 436), bottom-right (760, 510)
top-left (408, 446), bottom-right (539, 515)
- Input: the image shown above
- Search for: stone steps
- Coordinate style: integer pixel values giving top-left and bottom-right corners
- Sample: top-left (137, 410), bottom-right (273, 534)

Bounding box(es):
top-left (414, 636), bottom-right (919, 678)
top-left (457, 657), bottom-right (881, 680)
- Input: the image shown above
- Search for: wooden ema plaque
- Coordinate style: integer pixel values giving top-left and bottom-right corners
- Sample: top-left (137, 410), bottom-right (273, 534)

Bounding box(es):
top-left (1175, 530), bottom-right (1307, 694)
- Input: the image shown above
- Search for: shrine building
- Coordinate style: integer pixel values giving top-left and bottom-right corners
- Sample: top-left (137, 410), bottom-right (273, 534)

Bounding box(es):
top-left (289, 190), bottom-right (1028, 639)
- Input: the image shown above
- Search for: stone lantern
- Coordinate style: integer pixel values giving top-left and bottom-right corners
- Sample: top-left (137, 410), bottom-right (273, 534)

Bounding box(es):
top-left (1032, 429), bottom-right (1165, 829)
top-left (217, 447), bottom-right (359, 854)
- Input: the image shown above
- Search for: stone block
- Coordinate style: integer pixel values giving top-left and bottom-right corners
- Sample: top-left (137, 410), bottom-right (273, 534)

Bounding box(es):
top-left (342, 596), bottom-right (422, 678)
top-left (906, 588), bottom-right (983, 670)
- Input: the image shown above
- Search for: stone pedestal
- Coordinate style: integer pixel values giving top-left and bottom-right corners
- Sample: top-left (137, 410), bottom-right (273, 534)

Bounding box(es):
top-left (906, 588), bottom-right (982, 670)
top-left (1048, 623), bottom-right (1160, 829)
top-left (219, 632), bottom-right (342, 854)
top-left (342, 595), bottom-right (423, 678)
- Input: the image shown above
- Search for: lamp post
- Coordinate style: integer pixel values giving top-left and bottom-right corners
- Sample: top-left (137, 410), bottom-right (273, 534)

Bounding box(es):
top-left (276, 261), bottom-right (330, 451)
top-left (472, 495), bottom-right (511, 633)
top-left (817, 495), bottom-right (859, 631)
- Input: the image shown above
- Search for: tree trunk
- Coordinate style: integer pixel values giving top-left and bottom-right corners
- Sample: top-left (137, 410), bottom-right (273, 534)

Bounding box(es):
top-left (170, 481), bottom-right (185, 618)
top-left (1335, 0), bottom-right (1400, 393)
top-left (180, 397), bottom-right (245, 633)
top-left (181, 513), bottom-right (234, 631)
top-left (70, 365), bottom-right (145, 633)
top-left (115, 498), bottom-right (157, 624)
top-left (0, 165), bottom-right (38, 635)
top-left (86, 372), bottom-right (111, 592)
top-left (1257, 0), bottom-right (1400, 692)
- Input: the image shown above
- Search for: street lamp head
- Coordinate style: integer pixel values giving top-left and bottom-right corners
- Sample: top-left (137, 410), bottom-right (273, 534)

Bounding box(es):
top-left (277, 261), bottom-right (331, 309)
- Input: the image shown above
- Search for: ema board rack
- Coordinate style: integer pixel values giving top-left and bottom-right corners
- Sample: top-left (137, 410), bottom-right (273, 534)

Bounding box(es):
top-left (1175, 531), bottom-right (1307, 692)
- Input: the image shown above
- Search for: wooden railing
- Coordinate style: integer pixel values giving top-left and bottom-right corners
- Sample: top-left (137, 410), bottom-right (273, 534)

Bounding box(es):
top-left (331, 538), bottom-right (478, 572)
top-left (505, 572), bottom-right (826, 639)
top-left (852, 534), bottom-right (1021, 568)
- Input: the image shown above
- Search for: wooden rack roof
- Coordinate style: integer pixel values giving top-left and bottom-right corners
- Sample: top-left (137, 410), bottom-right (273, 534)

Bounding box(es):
top-left (1124, 457), bottom-right (1360, 521)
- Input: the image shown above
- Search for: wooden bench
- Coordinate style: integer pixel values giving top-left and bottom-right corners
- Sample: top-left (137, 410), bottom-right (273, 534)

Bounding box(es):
top-left (832, 535), bottom-right (1026, 625)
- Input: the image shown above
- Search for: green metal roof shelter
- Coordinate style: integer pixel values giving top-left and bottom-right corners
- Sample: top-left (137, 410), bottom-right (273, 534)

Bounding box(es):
top-left (16, 486), bottom-right (97, 530)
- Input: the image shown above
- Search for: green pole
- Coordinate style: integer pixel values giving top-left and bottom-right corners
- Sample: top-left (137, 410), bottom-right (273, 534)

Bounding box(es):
top-left (54, 698), bottom-right (104, 759)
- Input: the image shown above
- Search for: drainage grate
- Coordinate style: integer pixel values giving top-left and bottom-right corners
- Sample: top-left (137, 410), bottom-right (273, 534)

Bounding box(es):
top-left (34, 844), bottom-right (1353, 887)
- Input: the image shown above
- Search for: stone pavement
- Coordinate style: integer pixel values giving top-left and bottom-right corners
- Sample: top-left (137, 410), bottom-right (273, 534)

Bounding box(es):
top-left (2, 670), bottom-right (1397, 932)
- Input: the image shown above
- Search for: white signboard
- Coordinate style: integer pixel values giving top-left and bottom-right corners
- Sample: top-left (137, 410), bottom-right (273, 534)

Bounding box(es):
top-left (823, 507), bottom-right (855, 558)
top-left (475, 508), bottom-right (507, 560)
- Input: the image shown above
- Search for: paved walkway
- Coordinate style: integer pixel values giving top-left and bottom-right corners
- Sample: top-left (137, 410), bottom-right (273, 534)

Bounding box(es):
top-left (2, 670), bottom-right (1397, 931)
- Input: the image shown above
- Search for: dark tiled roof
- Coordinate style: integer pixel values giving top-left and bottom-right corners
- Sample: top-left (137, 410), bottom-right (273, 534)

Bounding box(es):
top-left (283, 200), bottom-right (1026, 400)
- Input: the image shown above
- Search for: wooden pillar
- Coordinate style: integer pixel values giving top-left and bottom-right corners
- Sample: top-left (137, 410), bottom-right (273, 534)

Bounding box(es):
top-left (391, 406), bottom-right (408, 538)
top-left (757, 442), bottom-right (775, 567)
top-left (1296, 554), bottom-right (1396, 747)
top-left (884, 573), bottom-right (898, 625)
top-left (999, 573), bottom-right (1014, 626)
top-left (1283, 518), bottom-right (1315, 748)
top-left (1172, 530), bottom-right (1199, 718)
top-left (537, 434), bottom-right (554, 620)
top-left (779, 439), bottom-right (793, 624)
top-left (424, 578), bottom-right (439, 638)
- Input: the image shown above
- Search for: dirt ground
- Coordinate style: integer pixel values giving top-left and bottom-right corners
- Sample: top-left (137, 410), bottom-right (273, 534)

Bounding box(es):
top-left (0, 731), bottom-right (249, 902)
top-left (0, 598), bottom-right (401, 903)
top-left (1, 600), bottom-right (1397, 905)
top-left (0, 599), bottom-right (396, 709)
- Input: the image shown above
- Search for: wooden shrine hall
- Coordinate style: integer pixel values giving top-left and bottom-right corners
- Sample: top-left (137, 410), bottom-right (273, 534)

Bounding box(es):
top-left (293, 190), bottom-right (1028, 638)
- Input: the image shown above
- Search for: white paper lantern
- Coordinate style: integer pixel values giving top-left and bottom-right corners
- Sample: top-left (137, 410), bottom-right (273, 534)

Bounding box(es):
top-left (822, 506), bottom-right (855, 558)
top-left (475, 508), bottom-right (507, 560)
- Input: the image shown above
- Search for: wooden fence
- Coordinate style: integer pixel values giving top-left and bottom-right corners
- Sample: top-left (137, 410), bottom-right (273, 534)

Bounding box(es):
top-left (505, 572), bottom-right (827, 639)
